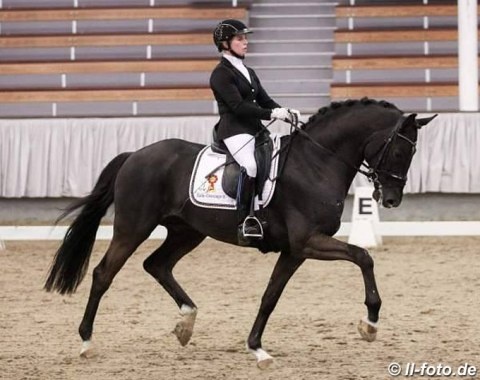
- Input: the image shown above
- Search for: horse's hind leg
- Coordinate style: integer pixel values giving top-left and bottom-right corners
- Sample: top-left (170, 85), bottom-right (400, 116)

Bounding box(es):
top-left (247, 251), bottom-right (305, 369)
top-left (143, 224), bottom-right (206, 346)
top-left (79, 230), bottom-right (150, 357)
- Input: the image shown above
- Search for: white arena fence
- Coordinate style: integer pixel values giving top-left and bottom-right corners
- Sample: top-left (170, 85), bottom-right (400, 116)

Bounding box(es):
top-left (1, 222), bottom-right (480, 242)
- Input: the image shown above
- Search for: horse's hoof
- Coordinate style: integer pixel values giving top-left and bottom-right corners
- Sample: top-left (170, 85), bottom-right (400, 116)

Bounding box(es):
top-left (248, 346), bottom-right (274, 370)
top-left (172, 307), bottom-right (197, 346)
top-left (172, 320), bottom-right (194, 346)
top-left (79, 340), bottom-right (95, 358)
top-left (257, 356), bottom-right (274, 370)
top-left (357, 317), bottom-right (378, 342)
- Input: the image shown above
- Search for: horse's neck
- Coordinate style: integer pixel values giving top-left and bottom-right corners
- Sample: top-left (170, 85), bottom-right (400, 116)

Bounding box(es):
top-left (292, 113), bottom-right (385, 195)
top-left (290, 132), bottom-right (362, 198)
top-left (306, 108), bottom-right (398, 166)
top-left (306, 119), bottom-right (370, 163)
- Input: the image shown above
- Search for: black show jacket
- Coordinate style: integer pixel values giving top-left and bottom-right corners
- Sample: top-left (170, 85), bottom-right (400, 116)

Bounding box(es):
top-left (209, 57), bottom-right (281, 141)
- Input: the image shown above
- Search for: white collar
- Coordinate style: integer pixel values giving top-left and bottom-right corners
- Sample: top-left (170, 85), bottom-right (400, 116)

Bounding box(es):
top-left (223, 53), bottom-right (245, 67)
top-left (223, 53), bottom-right (251, 83)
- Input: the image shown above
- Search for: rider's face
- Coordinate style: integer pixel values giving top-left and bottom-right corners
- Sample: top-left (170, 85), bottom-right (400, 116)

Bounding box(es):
top-left (227, 34), bottom-right (248, 57)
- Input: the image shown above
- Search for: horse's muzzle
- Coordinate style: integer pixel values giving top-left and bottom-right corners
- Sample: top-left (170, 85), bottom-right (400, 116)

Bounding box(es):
top-left (380, 188), bottom-right (403, 208)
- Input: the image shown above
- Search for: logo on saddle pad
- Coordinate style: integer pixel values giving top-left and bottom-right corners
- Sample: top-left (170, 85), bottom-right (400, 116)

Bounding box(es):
top-left (206, 174), bottom-right (218, 192)
top-left (189, 134), bottom-right (282, 210)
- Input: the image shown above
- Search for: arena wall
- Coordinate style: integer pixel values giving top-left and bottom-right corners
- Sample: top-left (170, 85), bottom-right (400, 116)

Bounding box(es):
top-left (0, 113), bottom-right (478, 225)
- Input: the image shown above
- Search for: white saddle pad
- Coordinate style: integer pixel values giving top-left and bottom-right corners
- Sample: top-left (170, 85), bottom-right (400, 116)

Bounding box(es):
top-left (189, 134), bottom-right (282, 210)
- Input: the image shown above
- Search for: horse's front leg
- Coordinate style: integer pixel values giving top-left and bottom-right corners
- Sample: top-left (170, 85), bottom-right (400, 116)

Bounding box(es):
top-left (301, 233), bottom-right (382, 342)
top-left (247, 251), bottom-right (304, 369)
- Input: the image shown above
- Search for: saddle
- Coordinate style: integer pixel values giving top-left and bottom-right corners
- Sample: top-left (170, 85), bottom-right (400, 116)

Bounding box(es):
top-left (211, 125), bottom-right (273, 202)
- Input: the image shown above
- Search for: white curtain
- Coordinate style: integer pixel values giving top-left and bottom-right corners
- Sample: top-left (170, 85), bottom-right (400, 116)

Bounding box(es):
top-left (1, 113), bottom-right (479, 197)
top-left (0, 117), bottom-right (217, 197)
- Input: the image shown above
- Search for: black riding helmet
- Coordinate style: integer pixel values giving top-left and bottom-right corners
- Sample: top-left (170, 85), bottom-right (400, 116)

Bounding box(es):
top-left (213, 19), bottom-right (253, 53)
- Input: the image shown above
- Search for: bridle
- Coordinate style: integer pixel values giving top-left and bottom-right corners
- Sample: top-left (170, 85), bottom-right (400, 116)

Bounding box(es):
top-left (285, 112), bottom-right (417, 188)
top-left (365, 117), bottom-right (417, 186)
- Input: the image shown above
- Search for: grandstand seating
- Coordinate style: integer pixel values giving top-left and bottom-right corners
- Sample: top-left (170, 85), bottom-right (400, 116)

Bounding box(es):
top-left (0, 33), bottom-right (213, 48)
top-left (333, 55), bottom-right (458, 70)
top-left (335, 28), bottom-right (461, 43)
top-left (0, 6), bottom-right (246, 21)
top-left (0, 2), bottom-right (251, 117)
top-left (333, 1), bottom-right (479, 111)
top-left (335, 4), bottom-right (464, 18)
top-left (0, 88), bottom-right (213, 102)
top-left (0, 1), bottom-right (477, 115)
top-left (0, 0), bottom-right (335, 117)
top-left (0, 58), bottom-right (218, 74)
top-left (330, 83), bottom-right (459, 98)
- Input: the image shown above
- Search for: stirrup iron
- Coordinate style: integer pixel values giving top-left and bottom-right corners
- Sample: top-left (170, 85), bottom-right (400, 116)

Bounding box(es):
top-left (242, 215), bottom-right (264, 238)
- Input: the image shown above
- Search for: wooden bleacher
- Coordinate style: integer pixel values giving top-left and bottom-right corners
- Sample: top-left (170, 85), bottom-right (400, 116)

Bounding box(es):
top-left (0, 58), bottom-right (218, 75)
top-left (333, 55), bottom-right (458, 70)
top-left (330, 83), bottom-right (459, 98)
top-left (0, 6), bottom-right (247, 22)
top-left (335, 4), bottom-right (478, 18)
top-left (332, 1), bottom-right (475, 111)
top-left (0, 3), bottom-right (249, 117)
top-left (0, 58), bottom-right (217, 103)
top-left (335, 28), bottom-right (462, 43)
top-left (0, 88), bottom-right (213, 103)
top-left (0, 32), bottom-right (213, 48)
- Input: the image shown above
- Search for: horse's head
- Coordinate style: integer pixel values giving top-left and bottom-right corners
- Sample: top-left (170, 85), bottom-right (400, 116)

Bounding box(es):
top-left (364, 113), bottom-right (437, 208)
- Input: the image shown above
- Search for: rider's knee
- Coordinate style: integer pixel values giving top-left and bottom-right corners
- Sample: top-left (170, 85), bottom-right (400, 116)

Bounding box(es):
top-left (243, 162), bottom-right (257, 178)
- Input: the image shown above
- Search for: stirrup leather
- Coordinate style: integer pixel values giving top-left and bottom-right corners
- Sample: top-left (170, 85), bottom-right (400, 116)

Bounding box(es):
top-left (241, 215), bottom-right (264, 238)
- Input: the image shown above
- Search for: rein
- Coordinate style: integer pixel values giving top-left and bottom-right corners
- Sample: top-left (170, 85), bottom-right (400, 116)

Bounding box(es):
top-left (285, 114), bottom-right (416, 186)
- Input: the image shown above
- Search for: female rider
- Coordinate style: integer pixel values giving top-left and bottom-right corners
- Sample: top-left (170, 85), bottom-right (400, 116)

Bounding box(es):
top-left (210, 19), bottom-right (300, 245)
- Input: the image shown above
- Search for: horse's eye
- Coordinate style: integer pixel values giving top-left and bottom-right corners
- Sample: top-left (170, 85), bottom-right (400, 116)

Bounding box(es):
top-left (392, 150), bottom-right (402, 160)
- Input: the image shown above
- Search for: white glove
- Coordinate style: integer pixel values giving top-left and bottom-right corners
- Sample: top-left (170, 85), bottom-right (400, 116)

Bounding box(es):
top-left (271, 108), bottom-right (301, 123)
top-left (270, 107), bottom-right (291, 121)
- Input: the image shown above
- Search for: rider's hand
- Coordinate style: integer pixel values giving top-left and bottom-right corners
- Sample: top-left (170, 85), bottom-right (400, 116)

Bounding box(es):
top-left (271, 107), bottom-right (291, 122)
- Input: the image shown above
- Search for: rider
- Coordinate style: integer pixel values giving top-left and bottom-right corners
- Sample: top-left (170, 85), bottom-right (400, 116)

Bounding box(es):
top-left (210, 19), bottom-right (301, 245)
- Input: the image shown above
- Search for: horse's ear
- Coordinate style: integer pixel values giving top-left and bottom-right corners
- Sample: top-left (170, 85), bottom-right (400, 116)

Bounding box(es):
top-left (400, 113), bottom-right (417, 130)
top-left (416, 114), bottom-right (438, 129)
top-left (404, 113), bottom-right (417, 124)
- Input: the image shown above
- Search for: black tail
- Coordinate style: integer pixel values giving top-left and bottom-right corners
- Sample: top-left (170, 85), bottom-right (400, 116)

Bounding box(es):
top-left (44, 152), bottom-right (132, 294)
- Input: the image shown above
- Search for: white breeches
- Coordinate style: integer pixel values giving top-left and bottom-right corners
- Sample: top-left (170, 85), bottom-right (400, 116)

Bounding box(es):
top-left (223, 133), bottom-right (257, 177)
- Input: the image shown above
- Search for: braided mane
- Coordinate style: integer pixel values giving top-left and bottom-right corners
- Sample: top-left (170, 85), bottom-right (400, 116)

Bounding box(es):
top-left (306, 97), bottom-right (402, 126)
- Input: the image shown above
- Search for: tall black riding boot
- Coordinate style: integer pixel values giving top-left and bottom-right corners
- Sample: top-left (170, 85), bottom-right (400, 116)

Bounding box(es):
top-left (237, 172), bottom-right (263, 246)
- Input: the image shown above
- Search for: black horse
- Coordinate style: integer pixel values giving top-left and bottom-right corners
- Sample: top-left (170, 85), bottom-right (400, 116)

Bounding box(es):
top-left (45, 98), bottom-right (436, 369)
